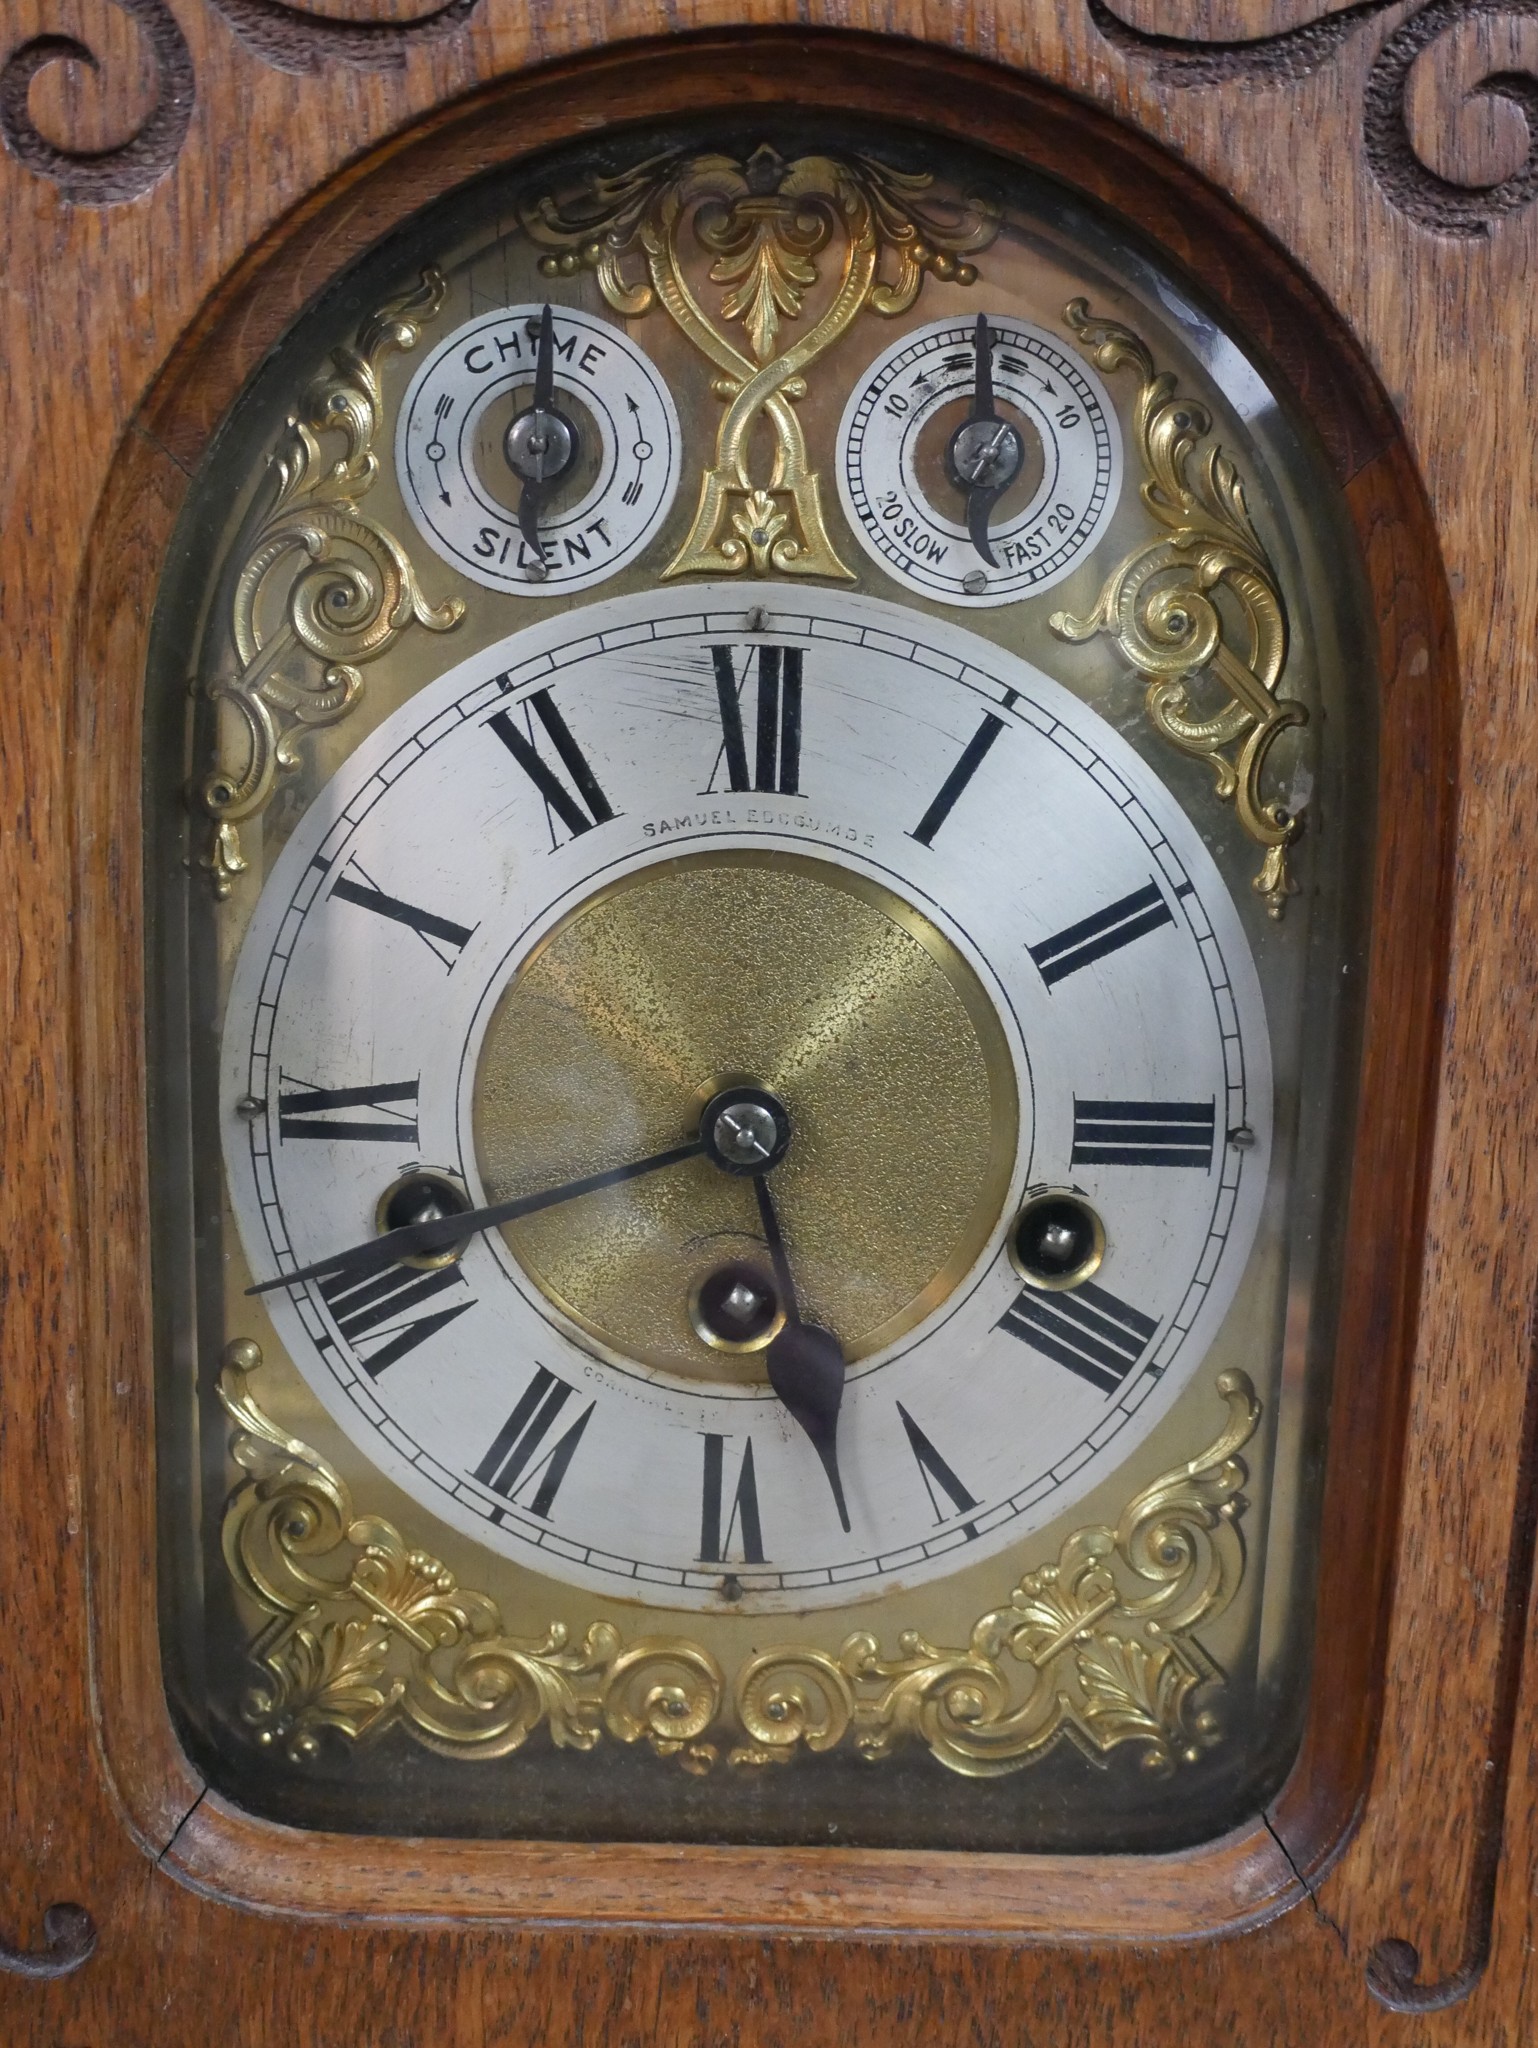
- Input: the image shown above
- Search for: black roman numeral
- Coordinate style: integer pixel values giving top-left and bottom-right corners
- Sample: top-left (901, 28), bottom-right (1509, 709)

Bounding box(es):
top-left (897, 1404), bottom-right (978, 1536)
top-left (709, 645), bottom-right (803, 795)
top-left (910, 710), bottom-right (1005, 846)
top-left (488, 686), bottom-right (614, 841)
top-left (317, 1262), bottom-right (472, 1377)
top-left (326, 859), bottom-right (475, 968)
top-left (997, 1282), bottom-right (1159, 1395)
top-left (1071, 1097), bottom-right (1216, 1169)
top-left (698, 1434), bottom-right (766, 1564)
top-left (1028, 880), bottom-right (1175, 987)
top-left (277, 1075), bottom-right (418, 1144)
top-left (472, 1366), bottom-right (594, 1520)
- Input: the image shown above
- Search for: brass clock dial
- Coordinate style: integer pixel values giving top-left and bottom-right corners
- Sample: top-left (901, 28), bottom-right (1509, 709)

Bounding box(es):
top-left (220, 585), bottom-right (1269, 1610)
top-left (146, 115), bottom-right (1370, 1851)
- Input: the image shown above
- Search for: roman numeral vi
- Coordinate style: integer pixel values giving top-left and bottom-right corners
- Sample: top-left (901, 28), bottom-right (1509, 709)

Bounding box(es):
top-left (698, 1434), bottom-right (766, 1564)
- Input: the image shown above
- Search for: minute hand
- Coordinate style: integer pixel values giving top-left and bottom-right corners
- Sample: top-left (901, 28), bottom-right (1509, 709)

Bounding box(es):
top-left (247, 1139), bottom-right (704, 1296)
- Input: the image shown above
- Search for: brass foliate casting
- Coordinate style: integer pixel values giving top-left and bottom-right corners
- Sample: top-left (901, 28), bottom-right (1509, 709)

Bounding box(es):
top-left (218, 1345), bottom-right (725, 1770)
top-left (520, 145), bottom-right (999, 581)
top-left (221, 1347), bottom-right (1258, 1778)
top-left (1050, 300), bottom-right (1307, 917)
top-left (194, 271), bottom-right (464, 896)
top-left (733, 1369), bottom-right (1259, 1777)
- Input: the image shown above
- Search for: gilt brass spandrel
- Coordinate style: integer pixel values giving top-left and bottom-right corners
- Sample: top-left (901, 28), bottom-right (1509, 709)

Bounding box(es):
top-left (194, 270), bottom-right (464, 898)
top-left (1050, 300), bottom-right (1307, 918)
top-left (472, 850), bottom-right (1021, 1375)
top-left (220, 1345), bottom-right (1258, 1780)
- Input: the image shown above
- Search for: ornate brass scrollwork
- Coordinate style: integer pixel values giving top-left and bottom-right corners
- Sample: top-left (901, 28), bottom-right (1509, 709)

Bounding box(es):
top-left (521, 144), bottom-right (998, 581)
top-left (194, 271), bottom-right (463, 896)
top-left (1050, 301), bottom-right (1307, 917)
top-left (219, 1344), bottom-right (724, 1771)
top-left (221, 1346), bottom-right (1257, 1778)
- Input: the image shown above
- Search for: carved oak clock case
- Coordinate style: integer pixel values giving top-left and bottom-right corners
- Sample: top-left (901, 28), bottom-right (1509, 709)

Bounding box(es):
top-left (2, 6), bottom-right (1534, 2047)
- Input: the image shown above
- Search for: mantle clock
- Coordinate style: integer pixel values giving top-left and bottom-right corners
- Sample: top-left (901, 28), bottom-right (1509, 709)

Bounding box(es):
top-left (3, 4), bottom-right (1535, 2044)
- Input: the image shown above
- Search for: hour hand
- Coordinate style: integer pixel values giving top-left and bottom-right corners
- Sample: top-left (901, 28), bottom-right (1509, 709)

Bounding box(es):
top-left (504, 302), bottom-right (579, 573)
top-left (946, 312), bottom-right (1024, 569)
top-left (753, 1176), bottom-right (851, 1533)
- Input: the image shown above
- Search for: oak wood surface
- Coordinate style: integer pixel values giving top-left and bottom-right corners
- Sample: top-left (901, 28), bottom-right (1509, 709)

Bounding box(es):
top-left (2, 4), bottom-right (1535, 2043)
top-left (72, 23), bottom-right (1450, 1946)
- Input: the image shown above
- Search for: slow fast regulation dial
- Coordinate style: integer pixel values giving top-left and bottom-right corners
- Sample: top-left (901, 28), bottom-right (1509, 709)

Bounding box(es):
top-left (223, 585), bottom-right (1270, 1616)
top-left (837, 314), bottom-right (1121, 605)
top-left (396, 301), bottom-right (681, 594)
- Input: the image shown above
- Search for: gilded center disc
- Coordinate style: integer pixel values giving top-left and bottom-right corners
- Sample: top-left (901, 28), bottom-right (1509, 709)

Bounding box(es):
top-left (472, 850), bottom-right (1020, 1378)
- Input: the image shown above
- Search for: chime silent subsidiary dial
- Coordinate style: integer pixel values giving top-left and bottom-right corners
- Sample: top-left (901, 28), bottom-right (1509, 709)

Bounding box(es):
top-left (396, 302), bottom-right (681, 594)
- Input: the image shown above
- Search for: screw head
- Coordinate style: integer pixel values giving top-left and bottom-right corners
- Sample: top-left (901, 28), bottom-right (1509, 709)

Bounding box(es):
top-left (504, 406), bottom-right (575, 484)
top-left (698, 1085), bottom-right (792, 1177)
top-left (713, 1101), bottom-right (778, 1165)
top-left (948, 416), bottom-right (1024, 491)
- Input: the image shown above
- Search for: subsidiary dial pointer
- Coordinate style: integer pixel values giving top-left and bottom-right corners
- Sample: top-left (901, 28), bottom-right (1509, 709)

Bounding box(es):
top-left (503, 302), bottom-right (579, 575)
top-left (946, 312), bottom-right (1025, 567)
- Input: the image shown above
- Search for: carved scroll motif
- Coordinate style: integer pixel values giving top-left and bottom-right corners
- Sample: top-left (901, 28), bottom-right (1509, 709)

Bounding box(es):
top-left (0, 1904), bottom-right (96, 1981)
top-left (0, 0), bottom-right (192, 205)
top-left (202, 0), bottom-right (485, 77)
top-left (221, 1345), bottom-right (1258, 1778)
top-left (4, 2), bottom-right (1536, 237)
top-left (520, 144), bottom-right (999, 581)
top-left (1090, 0), bottom-right (1538, 237)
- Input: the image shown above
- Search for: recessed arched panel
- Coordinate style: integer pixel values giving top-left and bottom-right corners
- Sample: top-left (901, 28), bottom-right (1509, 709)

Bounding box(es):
top-left (74, 35), bottom-right (1455, 1936)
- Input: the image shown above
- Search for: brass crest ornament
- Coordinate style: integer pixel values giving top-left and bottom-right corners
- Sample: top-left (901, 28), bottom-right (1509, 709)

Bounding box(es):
top-left (520, 145), bottom-right (999, 581)
top-left (220, 1346), bottom-right (1259, 1779)
top-left (1051, 301), bottom-right (1307, 917)
top-left (194, 271), bottom-right (463, 896)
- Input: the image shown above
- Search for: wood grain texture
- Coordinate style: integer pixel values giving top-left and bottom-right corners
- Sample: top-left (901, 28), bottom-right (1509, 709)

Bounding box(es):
top-left (1, 3), bottom-right (1534, 2042)
top-left (69, 25), bottom-right (1448, 1945)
